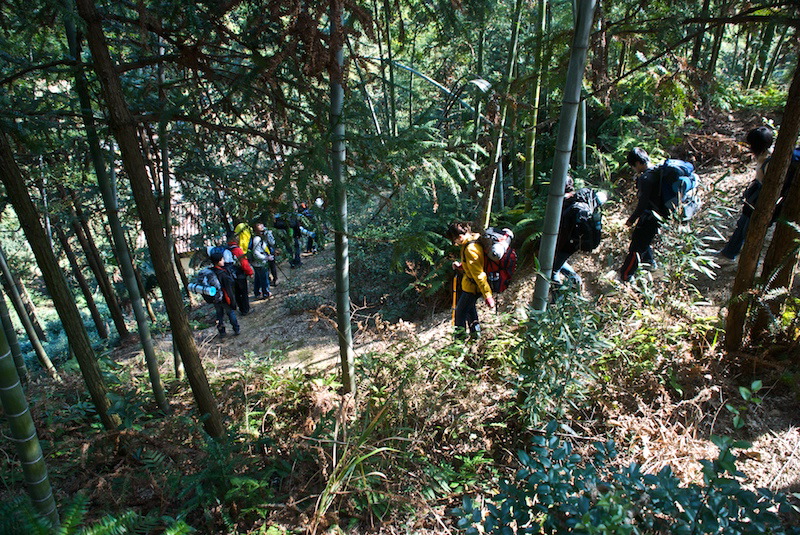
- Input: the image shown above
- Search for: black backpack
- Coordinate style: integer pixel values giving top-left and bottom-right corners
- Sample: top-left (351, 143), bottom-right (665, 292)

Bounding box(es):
top-left (568, 188), bottom-right (603, 252)
top-left (744, 147), bottom-right (800, 220)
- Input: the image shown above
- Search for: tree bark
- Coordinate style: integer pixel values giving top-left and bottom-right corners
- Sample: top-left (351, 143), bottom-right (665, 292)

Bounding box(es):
top-left (55, 226), bottom-right (109, 339)
top-left (330, 0), bottom-right (355, 394)
top-left (59, 184), bottom-right (130, 340)
top-left (532, 0), bottom-right (597, 311)
top-left (524, 0), bottom-right (548, 209)
top-left (482, 0), bottom-right (524, 228)
top-left (725, 57), bottom-right (800, 350)
top-left (690, 0), bottom-right (710, 68)
top-left (76, 0), bottom-right (223, 437)
top-left (3, 267), bottom-right (47, 343)
top-left (0, 129), bottom-right (118, 429)
top-left (0, 246), bottom-right (58, 381)
top-left (60, 8), bottom-right (168, 411)
top-left (0, 326), bottom-right (59, 527)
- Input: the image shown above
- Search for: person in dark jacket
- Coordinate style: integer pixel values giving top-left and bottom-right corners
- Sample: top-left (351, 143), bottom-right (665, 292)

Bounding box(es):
top-left (250, 223), bottom-right (272, 299)
top-left (719, 126), bottom-right (774, 260)
top-left (227, 229), bottom-right (255, 315)
top-left (620, 147), bottom-right (662, 281)
top-left (210, 252), bottom-right (239, 337)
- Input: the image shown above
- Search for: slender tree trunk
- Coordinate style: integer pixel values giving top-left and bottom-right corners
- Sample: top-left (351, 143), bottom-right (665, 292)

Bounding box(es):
top-left (0, 246), bottom-right (59, 380)
top-left (525, 0), bottom-right (548, 209)
top-left (752, 22), bottom-right (776, 88)
top-left (472, 23), bottom-right (486, 170)
top-left (61, 185), bottom-right (130, 340)
top-left (76, 0), bottom-right (222, 436)
top-left (762, 25), bottom-right (790, 87)
top-left (0, 327), bottom-right (59, 527)
top-left (382, 0), bottom-right (397, 136)
top-left (532, 0), bottom-right (597, 311)
top-left (106, 142), bottom-right (171, 406)
top-left (690, 0), bottom-right (710, 68)
top-left (725, 57), bottom-right (800, 350)
top-left (482, 0), bottom-right (524, 228)
top-left (0, 286), bottom-right (28, 383)
top-left (751, 165), bottom-right (800, 336)
top-left (0, 129), bottom-right (119, 429)
top-left (330, 0), bottom-right (355, 394)
top-left (617, 38), bottom-right (628, 80)
top-left (55, 227), bottom-right (109, 339)
top-left (4, 268), bottom-right (47, 343)
top-left (372, 0), bottom-right (391, 136)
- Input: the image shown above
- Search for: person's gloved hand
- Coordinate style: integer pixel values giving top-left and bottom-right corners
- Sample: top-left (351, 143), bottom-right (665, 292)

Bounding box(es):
top-left (485, 295), bottom-right (495, 309)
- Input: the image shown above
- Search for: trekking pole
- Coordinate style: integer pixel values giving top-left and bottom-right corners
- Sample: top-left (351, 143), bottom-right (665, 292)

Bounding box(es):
top-left (451, 276), bottom-right (457, 326)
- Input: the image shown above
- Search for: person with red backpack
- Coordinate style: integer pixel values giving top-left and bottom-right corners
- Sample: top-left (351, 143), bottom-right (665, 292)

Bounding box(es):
top-left (226, 230), bottom-right (254, 316)
top-left (446, 221), bottom-right (495, 339)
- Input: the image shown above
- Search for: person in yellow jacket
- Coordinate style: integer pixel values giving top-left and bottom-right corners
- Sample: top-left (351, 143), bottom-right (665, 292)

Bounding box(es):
top-left (446, 221), bottom-right (496, 338)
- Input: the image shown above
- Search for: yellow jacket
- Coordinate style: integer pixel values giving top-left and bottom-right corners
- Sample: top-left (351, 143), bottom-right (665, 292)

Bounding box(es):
top-left (460, 233), bottom-right (492, 298)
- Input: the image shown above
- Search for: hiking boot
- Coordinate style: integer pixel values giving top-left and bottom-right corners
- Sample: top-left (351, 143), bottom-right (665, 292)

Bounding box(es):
top-left (218, 329), bottom-right (226, 339)
top-left (233, 325), bottom-right (240, 335)
top-left (265, 291), bottom-right (272, 299)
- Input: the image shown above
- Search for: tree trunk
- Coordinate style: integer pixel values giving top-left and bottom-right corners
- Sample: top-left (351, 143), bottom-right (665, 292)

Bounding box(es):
top-left (0, 286), bottom-right (28, 383)
top-left (55, 227), bottom-right (109, 339)
top-left (330, 0), bottom-right (355, 394)
top-left (751, 22), bottom-right (777, 88)
top-left (0, 246), bottom-right (58, 380)
top-left (382, 0), bottom-right (397, 136)
top-left (76, 0), bottom-right (222, 437)
top-left (4, 267), bottom-right (47, 343)
top-left (482, 0), bottom-right (524, 228)
top-left (524, 0), bottom-right (548, 209)
top-left (60, 185), bottom-right (130, 340)
top-left (60, 8), bottom-right (169, 411)
top-left (690, 0), bottom-right (710, 68)
top-left (0, 129), bottom-right (119, 430)
top-left (0, 326), bottom-right (59, 527)
top-left (725, 57), bottom-right (800, 350)
top-left (762, 25), bottom-right (790, 88)
top-left (532, 0), bottom-right (597, 311)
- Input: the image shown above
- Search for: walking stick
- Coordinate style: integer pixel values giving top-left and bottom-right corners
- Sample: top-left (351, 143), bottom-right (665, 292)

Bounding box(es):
top-left (451, 275), bottom-right (457, 326)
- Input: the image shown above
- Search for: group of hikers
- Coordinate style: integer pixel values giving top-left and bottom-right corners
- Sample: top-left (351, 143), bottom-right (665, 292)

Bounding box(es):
top-left (192, 201), bottom-right (325, 338)
top-left (449, 126), bottom-right (799, 339)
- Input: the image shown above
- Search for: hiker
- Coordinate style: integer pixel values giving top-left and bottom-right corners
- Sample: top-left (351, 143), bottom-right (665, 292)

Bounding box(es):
top-left (210, 251), bottom-right (240, 337)
top-left (718, 126), bottom-right (774, 260)
top-left (265, 226), bottom-right (279, 286)
top-left (620, 147), bottom-right (663, 281)
top-left (273, 214), bottom-right (297, 268)
top-left (250, 223), bottom-right (272, 299)
top-left (553, 177), bottom-right (606, 289)
top-left (446, 221), bottom-right (495, 339)
top-left (227, 229), bottom-right (255, 315)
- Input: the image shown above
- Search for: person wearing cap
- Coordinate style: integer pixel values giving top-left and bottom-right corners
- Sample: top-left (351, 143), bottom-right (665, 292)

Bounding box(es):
top-left (227, 229), bottom-right (254, 315)
top-left (210, 251), bottom-right (239, 337)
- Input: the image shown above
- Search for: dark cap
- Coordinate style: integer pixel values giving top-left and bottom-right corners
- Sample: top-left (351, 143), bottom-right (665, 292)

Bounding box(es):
top-left (210, 252), bottom-right (224, 264)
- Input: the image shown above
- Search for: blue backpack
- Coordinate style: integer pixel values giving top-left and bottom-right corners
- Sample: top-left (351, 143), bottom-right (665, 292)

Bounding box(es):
top-left (659, 159), bottom-right (700, 219)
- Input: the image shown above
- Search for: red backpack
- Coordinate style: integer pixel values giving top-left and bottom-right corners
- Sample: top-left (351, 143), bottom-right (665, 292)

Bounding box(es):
top-left (478, 228), bottom-right (517, 293)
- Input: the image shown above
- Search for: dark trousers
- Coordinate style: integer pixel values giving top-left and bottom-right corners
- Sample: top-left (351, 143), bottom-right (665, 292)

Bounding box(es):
top-left (214, 303), bottom-right (239, 333)
top-left (291, 235), bottom-right (302, 266)
top-left (234, 277), bottom-right (250, 315)
top-left (454, 291), bottom-right (481, 337)
top-left (268, 259), bottom-right (278, 283)
top-left (253, 266), bottom-right (270, 297)
top-left (720, 212), bottom-right (750, 259)
top-left (620, 215), bottom-right (660, 281)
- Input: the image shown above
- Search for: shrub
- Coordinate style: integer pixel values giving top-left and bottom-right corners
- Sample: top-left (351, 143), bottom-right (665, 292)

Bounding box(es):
top-left (455, 421), bottom-right (800, 534)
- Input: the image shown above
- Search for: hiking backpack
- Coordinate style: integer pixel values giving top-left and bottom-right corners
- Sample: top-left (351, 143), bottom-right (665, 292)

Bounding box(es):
top-left (193, 267), bottom-right (223, 304)
top-left (568, 188), bottom-right (603, 252)
top-left (477, 227), bottom-right (517, 294)
top-left (659, 159), bottom-right (700, 219)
